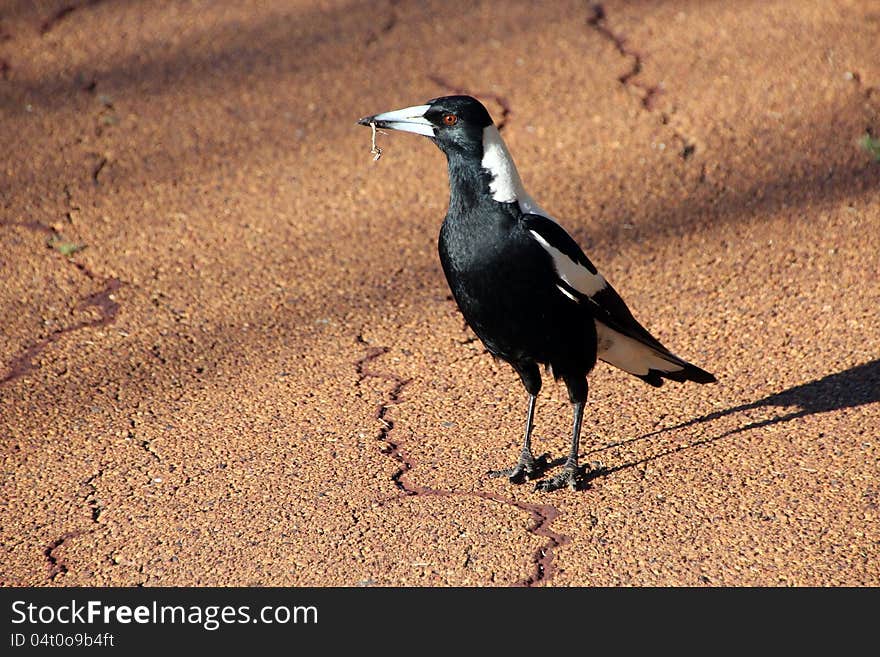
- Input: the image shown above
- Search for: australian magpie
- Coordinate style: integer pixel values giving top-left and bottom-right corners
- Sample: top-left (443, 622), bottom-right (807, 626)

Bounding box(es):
top-left (359, 95), bottom-right (716, 491)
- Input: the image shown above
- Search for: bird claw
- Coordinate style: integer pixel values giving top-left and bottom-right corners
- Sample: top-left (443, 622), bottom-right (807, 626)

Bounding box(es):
top-left (535, 460), bottom-right (607, 492)
top-left (488, 452), bottom-right (549, 483)
top-left (535, 467), bottom-right (580, 492)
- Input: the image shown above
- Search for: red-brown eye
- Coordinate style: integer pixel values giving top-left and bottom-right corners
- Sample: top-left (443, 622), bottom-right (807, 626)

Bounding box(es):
top-left (443, 113), bottom-right (458, 126)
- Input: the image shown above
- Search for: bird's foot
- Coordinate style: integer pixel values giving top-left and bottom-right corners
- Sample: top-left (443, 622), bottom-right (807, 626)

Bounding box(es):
top-left (488, 452), bottom-right (550, 484)
top-left (535, 460), bottom-right (604, 492)
top-left (535, 466), bottom-right (580, 492)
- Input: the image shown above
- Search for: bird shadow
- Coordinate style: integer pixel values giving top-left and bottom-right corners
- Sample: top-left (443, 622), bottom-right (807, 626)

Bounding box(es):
top-left (576, 359), bottom-right (880, 484)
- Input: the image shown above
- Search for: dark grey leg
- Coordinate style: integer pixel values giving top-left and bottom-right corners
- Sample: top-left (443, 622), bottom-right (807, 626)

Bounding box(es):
top-left (488, 394), bottom-right (548, 482)
top-left (536, 401), bottom-right (584, 491)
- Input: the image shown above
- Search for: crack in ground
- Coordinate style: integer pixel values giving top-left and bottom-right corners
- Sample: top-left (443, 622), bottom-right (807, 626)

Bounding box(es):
top-left (427, 75), bottom-right (513, 131)
top-left (91, 156), bottom-right (107, 185)
top-left (3, 215), bottom-right (101, 280)
top-left (44, 530), bottom-right (89, 581)
top-left (587, 4), bottom-right (658, 108)
top-left (355, 336), bottom-right (568, 586)
top-left (365, 0), bottom-right (398, 46)
top-left (140, 436), bottom-right (162, 463)
top-left (1, 277), bottom-right (122, 384)
top-left (587, 3), bottom-right (696, 159)
top-left (1, 194), bottom-right (124, 385)
top-left (83, 471), bottom-right (104, 522)
top-left (39, 0), bottom-right (105, 35)
top-left (354, 336), bottom-right (411, 492)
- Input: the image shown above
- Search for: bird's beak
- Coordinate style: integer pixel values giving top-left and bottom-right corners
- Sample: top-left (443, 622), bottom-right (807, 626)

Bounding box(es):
top-left (357, 104), bottom-right (435, 137)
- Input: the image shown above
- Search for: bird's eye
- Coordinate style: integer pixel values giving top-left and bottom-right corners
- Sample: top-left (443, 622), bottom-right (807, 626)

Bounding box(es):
top-left (442, 113), bottom-right (458, 126)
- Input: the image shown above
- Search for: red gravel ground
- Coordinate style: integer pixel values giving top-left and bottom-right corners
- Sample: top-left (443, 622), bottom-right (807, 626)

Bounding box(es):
top-left (1, 0), bottom-right (878, 586)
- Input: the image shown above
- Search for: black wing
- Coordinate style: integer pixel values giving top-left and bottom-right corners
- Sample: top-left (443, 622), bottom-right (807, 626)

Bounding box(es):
top-left (523, 213), bottom-right (715, 386)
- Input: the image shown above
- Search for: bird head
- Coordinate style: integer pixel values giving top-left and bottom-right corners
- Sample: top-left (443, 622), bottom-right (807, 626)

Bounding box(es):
top-left (358, 95), bottom-right (494, 157)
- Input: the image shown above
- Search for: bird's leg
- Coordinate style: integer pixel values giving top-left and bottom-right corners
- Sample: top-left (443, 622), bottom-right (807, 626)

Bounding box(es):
top-left (536, 400), bottom-right (584, 492)
top-left (488, 394), bottom-right (548, 482)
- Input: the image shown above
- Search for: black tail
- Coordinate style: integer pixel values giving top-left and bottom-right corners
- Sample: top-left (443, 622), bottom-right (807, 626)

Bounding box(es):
top-left (638, 362), bottom-right (717, 388)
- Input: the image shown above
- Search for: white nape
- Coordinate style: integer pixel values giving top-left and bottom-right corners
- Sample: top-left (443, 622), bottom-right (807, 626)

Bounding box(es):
top-left (481, 126), bottom-right (550, 218)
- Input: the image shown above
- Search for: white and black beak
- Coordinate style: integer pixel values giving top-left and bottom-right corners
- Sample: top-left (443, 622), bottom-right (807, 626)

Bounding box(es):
top-left (358, 104), bottom-right (435, 137)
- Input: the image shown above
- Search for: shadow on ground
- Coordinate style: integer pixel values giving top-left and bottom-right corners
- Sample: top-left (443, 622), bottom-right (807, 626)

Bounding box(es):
top-left (585, 359), bottom-right (880, 478)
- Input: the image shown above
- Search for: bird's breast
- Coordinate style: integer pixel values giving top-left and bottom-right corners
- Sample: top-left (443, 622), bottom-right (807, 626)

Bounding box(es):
top-left (438, 208), bottom-right (558, 321)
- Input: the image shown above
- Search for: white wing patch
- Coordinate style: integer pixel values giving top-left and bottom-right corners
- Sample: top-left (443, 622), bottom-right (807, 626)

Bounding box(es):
top-left (480, 126), bottom-right (551, 219)
top-left (556, 284), bottom-right (579, 302)
top-left (595, 321), bottom-right (685, 376)
top-left (528, 229), bottom-right (607, 297)
top-left (480, 125), bottom-right (605, 301)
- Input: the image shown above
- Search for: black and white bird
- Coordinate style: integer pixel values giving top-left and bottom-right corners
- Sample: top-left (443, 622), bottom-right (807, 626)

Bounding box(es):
top-left (359, 96), bottom-right (715, 491)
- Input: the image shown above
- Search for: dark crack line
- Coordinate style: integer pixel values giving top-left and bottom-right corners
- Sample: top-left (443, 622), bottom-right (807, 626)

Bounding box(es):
top-left (587, 4), bottom-right (657, 105)
top-left (1, 205), bottom-right (122, 384)
top-left (83, 471), bottom-right (104, 522)
top-left (44, 531), bottom-right (89, 581)
top-left (40, 6), bottom-right (76, 34)
top-left (427, 75), bottom-right (513, 131)
top-left (1, 278), bottom-right (121, 384)
top-left (471, 490), bottom-right (568, 587)
top-left (377, 480), bottom-right (568, 586)
top-left (39, 0), bottom-right (105, 35)
top-left (356, 336), bottom-right (568, 586)
top-left (355, 335), bottom-right (412, 492)
top-left (91, 156), bottom-right (107, 185)
top-left (140, 437), bottom-right (161, 463)
top-left (587, 3), bottom-right (696, 159)
top-left (365, 0), bottom-right (398, 46)
top-left (2, 218), bottom-right (98, 279)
